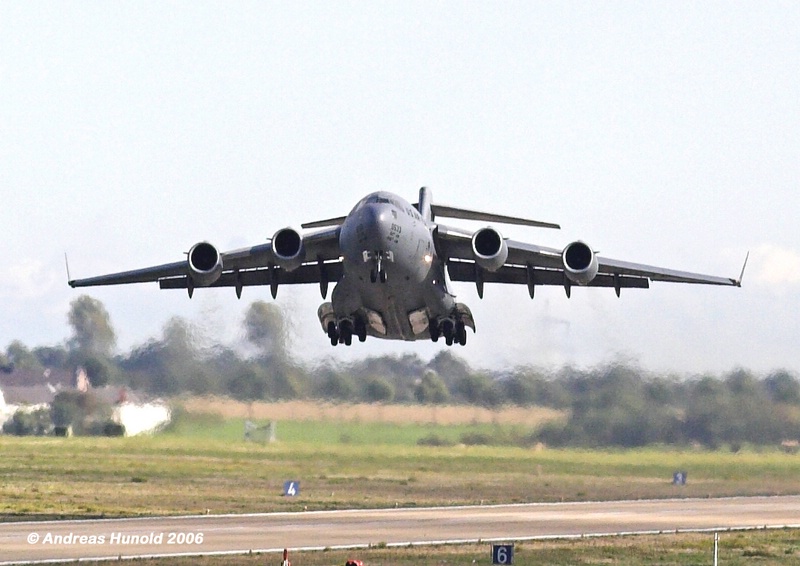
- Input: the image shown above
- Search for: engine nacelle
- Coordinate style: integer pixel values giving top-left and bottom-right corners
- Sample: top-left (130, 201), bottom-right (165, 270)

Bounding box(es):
top-left (562, 240), bottom-right (598, 285)
top-left (271, 227), bottom-right (305, 272)
top-left (188, 241), bottom-right (223, 286)
top-left (471, 227), bottom-right (508, 272)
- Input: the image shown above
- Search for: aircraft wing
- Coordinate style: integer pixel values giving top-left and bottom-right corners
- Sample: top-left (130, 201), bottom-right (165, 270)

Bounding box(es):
top-left (69, 226), bottom-right (343, 298)
top-left (435, 225), bottom-right (741, 297)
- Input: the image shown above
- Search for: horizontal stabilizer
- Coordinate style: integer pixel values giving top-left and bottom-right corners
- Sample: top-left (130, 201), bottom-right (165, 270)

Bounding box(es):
top-left (301, 215), bottom-right (347, 229)
top-left (430, 204), bottom-right (560, 229)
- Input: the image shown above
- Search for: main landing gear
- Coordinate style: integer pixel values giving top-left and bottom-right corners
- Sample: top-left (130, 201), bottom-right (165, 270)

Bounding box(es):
top-left (327, 317), bottom-right (367, 346)
top-left (429, 319), bottom-right (467, 346)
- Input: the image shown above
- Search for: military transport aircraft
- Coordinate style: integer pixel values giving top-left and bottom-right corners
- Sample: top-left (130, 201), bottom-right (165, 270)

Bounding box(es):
top-left (69, 187), bottom-right (743, 346)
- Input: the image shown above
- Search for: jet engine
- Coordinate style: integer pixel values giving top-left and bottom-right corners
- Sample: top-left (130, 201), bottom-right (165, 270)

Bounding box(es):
top-left (271, 227), bottom-right (305, 272)
top-left (471, 227), bottom-right (508, 272)
top-left (562, 240), bottom-right (598, 285)
top-left (188, 241), bottom-right (223, 286)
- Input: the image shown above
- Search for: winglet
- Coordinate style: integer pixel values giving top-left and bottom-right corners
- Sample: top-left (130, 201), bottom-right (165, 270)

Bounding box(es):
top-left (735, 251), bottom-right (750, 287)
top-left (65, 253), bottom-right (74, 287)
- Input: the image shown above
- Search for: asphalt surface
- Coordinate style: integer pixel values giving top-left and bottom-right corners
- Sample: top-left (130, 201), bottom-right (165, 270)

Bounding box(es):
top-left (2, 496), bottom-right (799, 564)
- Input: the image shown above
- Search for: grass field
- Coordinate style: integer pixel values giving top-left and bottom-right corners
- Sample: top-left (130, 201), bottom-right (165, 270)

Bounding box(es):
top-left (2, 405), bottom-right (800, 520)
top-left (50, 529), bottom-right (800, 566)
top-left (2, 400), bottom-right (800, 563)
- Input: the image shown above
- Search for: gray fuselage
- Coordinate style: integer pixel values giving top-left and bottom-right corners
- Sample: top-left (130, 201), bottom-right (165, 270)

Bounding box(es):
top-left (332, 192), bottom-right (454, 340)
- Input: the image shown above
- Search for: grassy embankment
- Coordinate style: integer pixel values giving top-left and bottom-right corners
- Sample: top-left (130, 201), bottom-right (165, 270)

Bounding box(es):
top-left (2, 399), bottom-right (800, 564)
top-left (2, 400), bottom-right (800, 520)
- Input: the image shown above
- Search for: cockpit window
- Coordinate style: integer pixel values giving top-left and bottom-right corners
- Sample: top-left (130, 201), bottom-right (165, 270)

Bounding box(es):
top-left (365, 195), bottom-right (400, 207)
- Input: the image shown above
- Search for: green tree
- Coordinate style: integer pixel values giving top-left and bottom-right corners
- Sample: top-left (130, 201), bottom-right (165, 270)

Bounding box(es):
top-left (80, 355), bottom-right (116, 388)
top-left (122, 317), bottom-right (213, 395)
top-left (244, 301), bottom-right (287, 360)
top-left (364, 376), bottom-right (395, 403)
top-left (427, 351), bottom-right (471, 387)
top-left (67, 295), bottom-right (116, 356)
top-left (33, 345), bottom-right (69, 369)
top-left (0, 352), bottom-right (13, 373)
top-left (227, 364), bottom-right (269, 401)
top-left (454, 373), bottom-right (500, 407)
top-left (501, 372), bottom-right (542, 406)
top-left (51, 390), bottom-right (112, 435)
top-left (315, 372), bottom-right (356, 401)
top-left (724, 368), bottom-right (759, 396)
top-left (764, 370), bottom-right (800, 405)
top-left (6, 341), bottom-right (42, 372)
top-left (2, 407), bottom-right (51, 436)
top-left (414, 371), bottom-right (450, 404)
top-left (268, 366), bottom-right (306, 399)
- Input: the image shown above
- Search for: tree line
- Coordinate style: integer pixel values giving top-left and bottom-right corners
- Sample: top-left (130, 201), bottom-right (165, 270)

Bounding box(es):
top-left (2, 295), bottom-right (799, 448)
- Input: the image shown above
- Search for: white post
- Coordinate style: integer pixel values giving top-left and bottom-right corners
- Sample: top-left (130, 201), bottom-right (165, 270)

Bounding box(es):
top-left (713, 532), bottom-right (719, 566)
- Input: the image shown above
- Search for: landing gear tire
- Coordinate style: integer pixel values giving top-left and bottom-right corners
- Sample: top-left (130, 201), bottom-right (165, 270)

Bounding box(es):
top-left (338, 320), bottom-right (353, 346)
top-left (327, 321), bottom-right (339, 346)
top-left (355, 318), bottom-right (367, 342)
top-left (442, 320), bottom-right (454, 346)
top-left (455, 322), bottom-right (467, 346)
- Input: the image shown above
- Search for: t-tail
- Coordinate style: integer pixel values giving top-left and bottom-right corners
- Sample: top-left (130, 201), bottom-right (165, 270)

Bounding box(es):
top-left (419, 185), bottom-right (561, 229)
top-left (417, 186), bottom-right (434, 222)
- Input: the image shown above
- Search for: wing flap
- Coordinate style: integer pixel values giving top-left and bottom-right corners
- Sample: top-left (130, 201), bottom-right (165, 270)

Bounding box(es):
top-left (159, 261), bottom-right (344, 290)
top-left (447, 261), bottom-right (650, 289)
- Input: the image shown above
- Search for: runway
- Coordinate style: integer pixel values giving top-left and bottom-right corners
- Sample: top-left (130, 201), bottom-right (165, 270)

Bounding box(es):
top-left (1, 496), bottom-right (799, 564)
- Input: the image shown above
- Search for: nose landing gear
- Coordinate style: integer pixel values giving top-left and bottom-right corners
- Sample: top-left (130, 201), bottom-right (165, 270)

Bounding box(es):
top-left (364, 250), bottom-right (391, 283)
top-left (369, 267), bottom-right (387, 284)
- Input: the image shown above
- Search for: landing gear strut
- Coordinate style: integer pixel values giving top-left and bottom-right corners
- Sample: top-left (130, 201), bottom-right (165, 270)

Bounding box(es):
top-left (366, 251), bottom-right (389, 283)
top-left (369, 268), bottom-right (387, 283)
top-left (369, 254), bottom-right (387, 283)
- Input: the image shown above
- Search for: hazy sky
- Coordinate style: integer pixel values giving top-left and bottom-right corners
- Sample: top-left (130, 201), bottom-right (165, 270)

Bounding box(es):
top-left (1, 2), bottom-right (798, 374)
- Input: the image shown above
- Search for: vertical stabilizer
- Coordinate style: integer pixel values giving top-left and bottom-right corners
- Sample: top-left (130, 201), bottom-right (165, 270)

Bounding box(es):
top-left (418, 186), bottom-right (433, 222)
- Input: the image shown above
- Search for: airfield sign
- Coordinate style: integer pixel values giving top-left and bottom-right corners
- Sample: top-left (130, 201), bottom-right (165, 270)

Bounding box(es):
top-left (492, 544), bottom-right (514, 564)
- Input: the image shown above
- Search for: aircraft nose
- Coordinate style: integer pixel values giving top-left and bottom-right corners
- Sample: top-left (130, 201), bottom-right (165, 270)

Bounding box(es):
top-left (360, 203), bottom-right (393, 247)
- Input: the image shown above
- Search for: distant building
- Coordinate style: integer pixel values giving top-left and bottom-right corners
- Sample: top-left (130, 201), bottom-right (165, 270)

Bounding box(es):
top-left (0, 367), bottom-right (170, 436)
top-left (0, 367), bottom-right (76, 388)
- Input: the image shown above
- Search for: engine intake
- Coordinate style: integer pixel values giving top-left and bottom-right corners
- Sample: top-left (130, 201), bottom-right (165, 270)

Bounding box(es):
top-left (471, 227), bottom-right (508, 272)
top-left (188, 241), bottom-right (223, 286)
top-left (271, 227), bottom-right (305, 272)
top-left (562, 240), bottom-right (598, 285)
